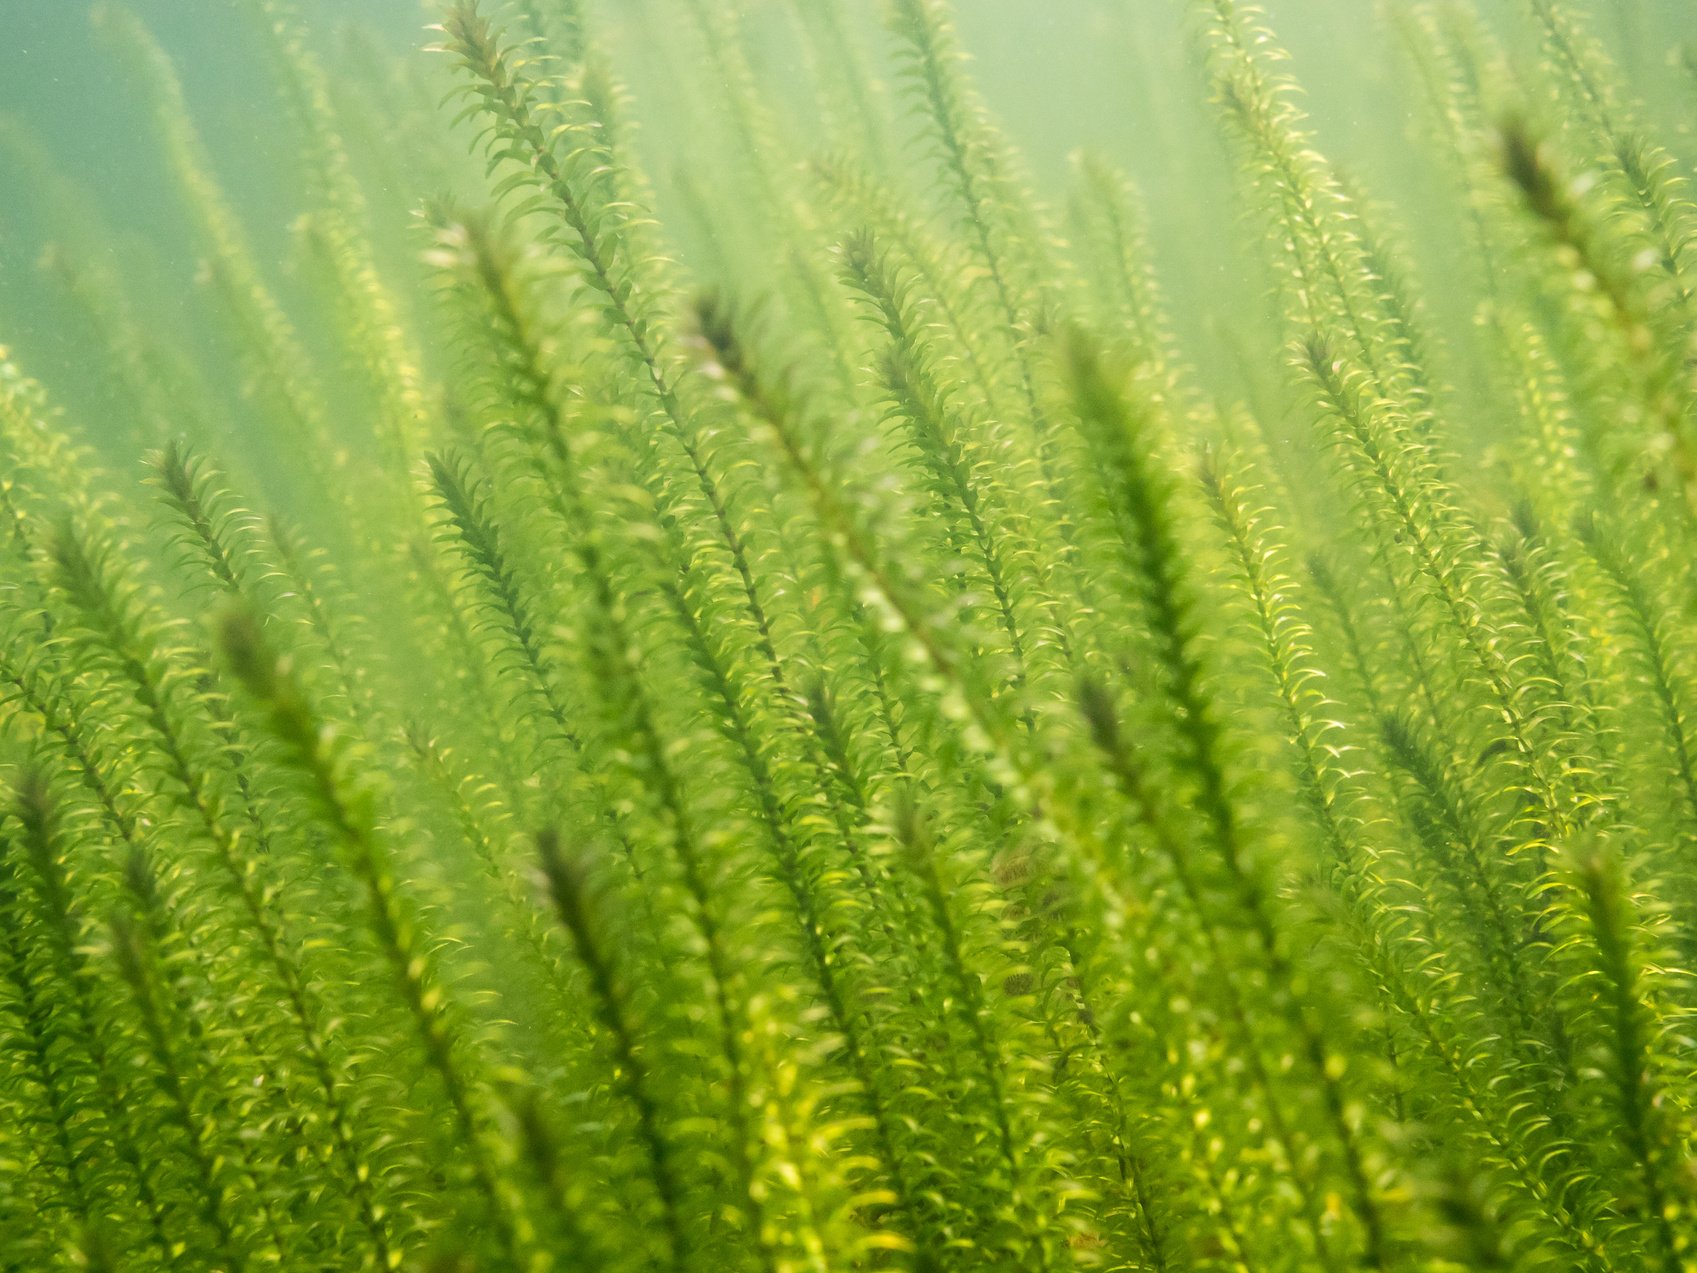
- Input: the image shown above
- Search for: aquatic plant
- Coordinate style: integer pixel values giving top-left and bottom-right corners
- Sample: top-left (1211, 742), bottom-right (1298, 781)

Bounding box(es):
top-left (2, 0), bottom-right (1696, 1268)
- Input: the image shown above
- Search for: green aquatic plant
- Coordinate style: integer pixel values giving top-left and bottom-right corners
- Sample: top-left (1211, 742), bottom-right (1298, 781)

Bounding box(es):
top-left (2, 0), bottom-right (1697, 1269)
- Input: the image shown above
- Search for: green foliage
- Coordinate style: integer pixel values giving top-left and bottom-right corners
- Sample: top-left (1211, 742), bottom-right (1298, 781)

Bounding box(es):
top-left (3, 0), bottom-right (1697, 1270)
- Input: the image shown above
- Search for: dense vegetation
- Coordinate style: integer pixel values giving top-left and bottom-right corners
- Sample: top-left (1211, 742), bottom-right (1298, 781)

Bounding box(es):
top-left (3, 0), bottom-right (1697, 1268)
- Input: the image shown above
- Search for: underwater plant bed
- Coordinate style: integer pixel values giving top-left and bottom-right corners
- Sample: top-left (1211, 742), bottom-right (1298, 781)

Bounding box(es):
top-left (2, 0), bottom-right (1697, 1268)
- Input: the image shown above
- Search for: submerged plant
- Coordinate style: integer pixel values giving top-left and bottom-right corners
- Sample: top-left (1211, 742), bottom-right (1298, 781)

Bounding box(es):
top-left (2, 0), bottom-right (1696, 1269)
